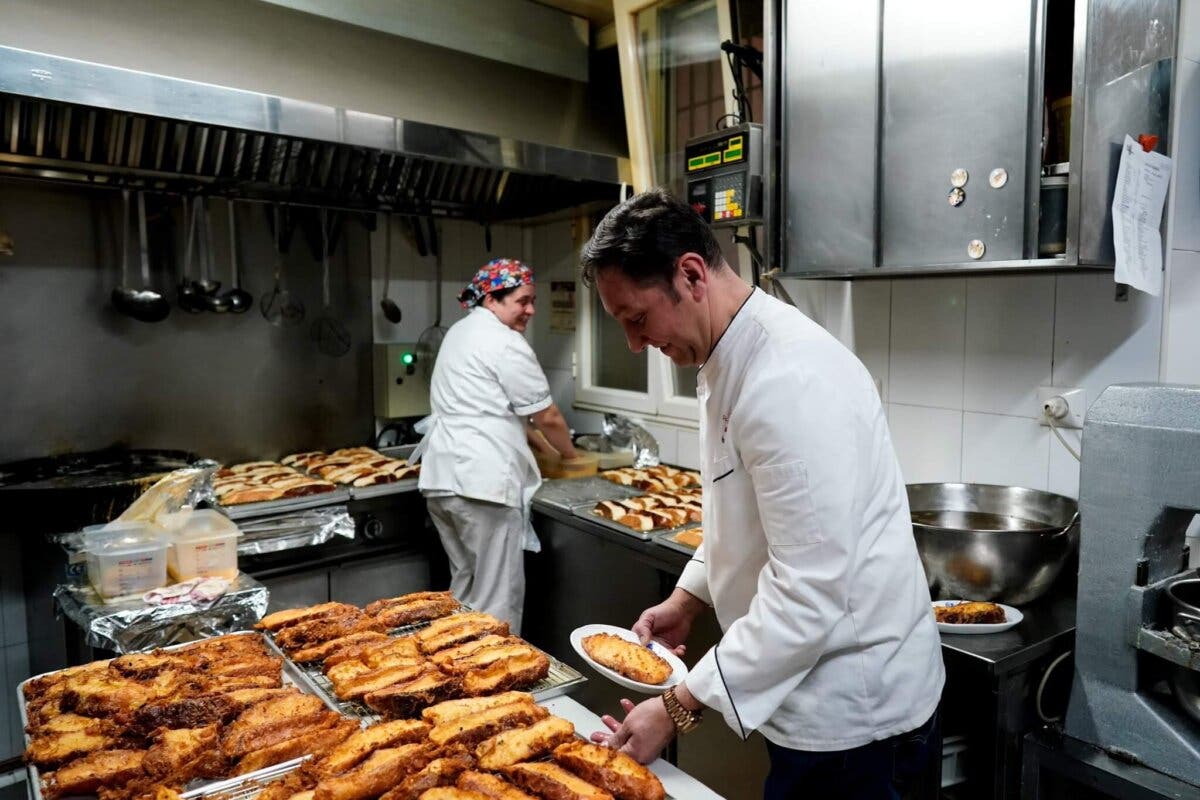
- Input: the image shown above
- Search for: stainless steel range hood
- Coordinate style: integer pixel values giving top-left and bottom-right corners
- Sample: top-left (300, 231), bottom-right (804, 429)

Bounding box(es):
top-left (0, 46), bottom-right (626, 220)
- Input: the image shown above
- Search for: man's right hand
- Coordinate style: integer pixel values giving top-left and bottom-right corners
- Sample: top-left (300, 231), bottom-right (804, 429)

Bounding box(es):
top-left (632, 588), bottom-right (706, 657)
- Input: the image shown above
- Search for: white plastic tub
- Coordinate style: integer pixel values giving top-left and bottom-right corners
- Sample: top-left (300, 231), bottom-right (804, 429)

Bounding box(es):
top-left (83, 522), bottom-right (169, 600)
top-left (161, 509), bottom-right (241, 581)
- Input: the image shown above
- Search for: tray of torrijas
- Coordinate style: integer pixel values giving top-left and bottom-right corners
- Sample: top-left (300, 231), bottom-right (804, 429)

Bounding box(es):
top-left (281, 448), bottom-right (420, 500)
top-left (256, 592), bottom-right (586, 726)
top-left (597, 465), bottom-right (700, 492)
top-left (180, 692), bottom-right (667, 800)
top-left (215, 462), bottom-right (347, 519)
top-left (17, 631), bottom-right (353, 800)
top-left (573, 487), bottom-right (703, 541)
top-left (654, 526), bottom-right (704, 556)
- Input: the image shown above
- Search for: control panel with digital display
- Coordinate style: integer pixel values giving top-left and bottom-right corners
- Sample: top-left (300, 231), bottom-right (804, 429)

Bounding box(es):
top-left (684, 123), bottom-right (762, 228)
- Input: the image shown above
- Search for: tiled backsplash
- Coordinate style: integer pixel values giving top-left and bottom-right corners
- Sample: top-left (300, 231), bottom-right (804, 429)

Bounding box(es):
top-left (779, 272), bottom-right (1164, 499)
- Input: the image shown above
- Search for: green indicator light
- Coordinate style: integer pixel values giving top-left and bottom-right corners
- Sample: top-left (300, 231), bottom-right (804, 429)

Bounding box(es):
top-left (401, 352), bottom-right (415, 365)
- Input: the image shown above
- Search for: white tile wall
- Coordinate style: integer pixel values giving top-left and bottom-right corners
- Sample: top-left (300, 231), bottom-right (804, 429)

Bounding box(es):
top-left (1051, 272), bottom-right (1162, 406)
top-left (1163, 250), bottom-right (1200, 384)
top-left (676, 429), bottom-right (701, 469)
top-left (825, 281), bottom-right (892, 402)
top-left (1167, 58), bottom-right (1200, 252)
top-left (963, 275), bottom-right (1054, 417)
top-left (889, 278), bottom-right (966, 409)
top-left (961, 412), bottom-right (1050, 490)
top-left (887, 403), bottom-right (962, 483)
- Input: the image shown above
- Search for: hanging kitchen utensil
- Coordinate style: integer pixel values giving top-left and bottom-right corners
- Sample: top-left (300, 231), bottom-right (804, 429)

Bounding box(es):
top-left (261, 205), bottom-right (305, 326)
top-left (416, 218), bottom-right (447, 378)
top-left (197, 198), bottom-right (230, 312)
top-left (193, 198), bottom-right (221, 297)
top-left (112, 190), bottom-right (170, 322)
top-left (311, 208), bottom-right (351, 356)
top-left (379, 214), bottom-right (402, 324)
top-left (483, 221), bottom-right (493, 253)
top-left (410, 215), bottom-right (428, 258)
top-left (221, 199), bottom-right (253, 313)
top-left (177, 196), bottom-right (205, 313)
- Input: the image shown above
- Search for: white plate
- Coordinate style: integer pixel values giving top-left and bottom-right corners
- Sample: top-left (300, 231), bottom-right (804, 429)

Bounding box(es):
top-left (570, 624), bottom-right (688, 694)
top-left (933, 600), bottom-right (1023, 634)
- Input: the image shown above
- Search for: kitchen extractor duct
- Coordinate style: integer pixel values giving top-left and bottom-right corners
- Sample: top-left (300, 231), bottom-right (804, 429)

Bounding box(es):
top-left (0, 46), bottom-right (625, 220)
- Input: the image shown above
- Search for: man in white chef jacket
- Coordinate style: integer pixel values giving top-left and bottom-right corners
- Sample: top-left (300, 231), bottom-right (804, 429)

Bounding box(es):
top-left (582, 189), bottom-right (944, 798)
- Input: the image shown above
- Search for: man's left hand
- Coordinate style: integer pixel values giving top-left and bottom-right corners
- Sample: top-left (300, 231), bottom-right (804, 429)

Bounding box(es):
top-left (590, 696), bottom-right (677, 764)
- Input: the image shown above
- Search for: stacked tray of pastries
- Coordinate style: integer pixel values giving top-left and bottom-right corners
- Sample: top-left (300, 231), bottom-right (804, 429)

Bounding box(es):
top-left (598, 465), bottom-right (699, 492)
top-left (19, 633), bottom-right (357, 800)
top-left (283, 448), bottom-right (419, 489)
top-left (257, 593), bottom-right (581, 724)
top-left (214, 462), bottom-right (338, 507)
top-left (587, 488), bottom-right (702, 534)
top-left (239, 692), bottom-right (665, 800)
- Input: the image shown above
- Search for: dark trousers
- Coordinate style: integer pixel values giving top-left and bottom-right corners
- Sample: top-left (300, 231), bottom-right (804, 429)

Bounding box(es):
top-left (763, 711), bottom-right (940, 800)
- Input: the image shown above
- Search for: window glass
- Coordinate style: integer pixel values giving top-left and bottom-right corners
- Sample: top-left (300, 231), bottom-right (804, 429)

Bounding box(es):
top-left (591, 290), bottom-right (648, 392)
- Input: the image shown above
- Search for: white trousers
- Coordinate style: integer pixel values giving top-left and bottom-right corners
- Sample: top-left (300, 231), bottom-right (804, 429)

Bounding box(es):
top-left (426, 495), bottom-right (526, 634)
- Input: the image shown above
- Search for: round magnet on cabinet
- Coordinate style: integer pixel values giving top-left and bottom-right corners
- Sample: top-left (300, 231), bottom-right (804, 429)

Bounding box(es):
top-left (950, 168), bottom-right (969, 188)
top-left (948, 187), bottom-right (966, 207)
top-left (989, 168), bottom-right (1008, 188)
top-left (967, 239), bottom-right (986, 259)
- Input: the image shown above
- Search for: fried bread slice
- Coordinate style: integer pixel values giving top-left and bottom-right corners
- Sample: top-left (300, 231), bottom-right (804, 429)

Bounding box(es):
top-left (316, 718), bottom-right (432, 776)
top-left (235, 716), bottom-right (357, 774)
top-left (581, 634), bottom-right (671, 685)
top-left (504, 762), bottom-right (614, 800)
top-left (364, 672), bottom-right (464, 719)
top-left (421, 692), bottom-right (534, 727)
top-left (333, 664), bottom-right (433, 702)
top-left (552, 740), bottom-right (665, 800)
top-left (290, 632), bottom-right (391, 664)
top-left (437, 641), bottom-right (539, 676)
top-left (455, 772), bottom-right (537, 800)
top-left (462, 650), bottom-right (550, 696)
top-left (313, 743), bottom-right (437, 800)
top-left (428, 700), bottom-right (548, 748)
top-left (378, 753), bottom-right (475, 800)
top-left (417, 615), bottom-right (510, 655)
top-left (42, 749), bottom-right (147, 800)
top-left (475, 716), bottom-right (576, 771)
top-left (257, 603), bottom-right (359, 632)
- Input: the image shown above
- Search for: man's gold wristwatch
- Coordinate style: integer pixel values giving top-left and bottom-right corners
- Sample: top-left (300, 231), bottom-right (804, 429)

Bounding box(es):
top-left (662, 687), bottom-right (703, 734)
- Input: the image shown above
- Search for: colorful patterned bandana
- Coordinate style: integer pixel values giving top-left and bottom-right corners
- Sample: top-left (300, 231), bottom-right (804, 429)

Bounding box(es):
top-left (458, 258), bottom-right (535, 308)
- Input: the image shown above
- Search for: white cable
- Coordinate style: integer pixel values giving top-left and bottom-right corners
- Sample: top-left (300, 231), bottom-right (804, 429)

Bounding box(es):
top-left (1046, 414), bottom-right (1081, 462)
top-left (1036, 650), bottom-right (1073, 723)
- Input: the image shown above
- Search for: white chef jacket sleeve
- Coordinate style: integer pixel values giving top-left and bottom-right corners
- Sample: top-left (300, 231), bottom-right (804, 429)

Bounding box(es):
top-left (675, 541), bottom-right (712, 606)
top-left (683, 348), bottom-right (867, 738)
top-left (496, 335), bottom-right (553, 416)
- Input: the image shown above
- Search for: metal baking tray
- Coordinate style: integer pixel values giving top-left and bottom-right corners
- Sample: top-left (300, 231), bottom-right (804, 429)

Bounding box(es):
top-left (18, 631), bottom-right (333, 800)
top-left (347, 478), bottom-right (419, 500)
top-left (285, 612), bottom-right (586, 726)
top-left (653, 529), bottom-right (702, 556)
top-left (569, 502), bottom-right (701, 542)
top-left (223, 488), bottom-right (350, 520)
top-left (179, 756), bottom-right (306, 800)
top-left (532, 476), bottom-right (642, 512)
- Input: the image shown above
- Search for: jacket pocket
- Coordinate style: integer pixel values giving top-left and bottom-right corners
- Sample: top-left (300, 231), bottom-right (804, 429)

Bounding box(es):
top-left (710, 452), bottom-right (735, 483)
top-left (751, 459), bottom-right (823, 546)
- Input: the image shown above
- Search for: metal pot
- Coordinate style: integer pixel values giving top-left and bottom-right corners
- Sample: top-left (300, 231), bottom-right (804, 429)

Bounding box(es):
top-left (1165, 578), bottom-right (1200, 643)
top-left (908, 483), bottom-right (1080, 605)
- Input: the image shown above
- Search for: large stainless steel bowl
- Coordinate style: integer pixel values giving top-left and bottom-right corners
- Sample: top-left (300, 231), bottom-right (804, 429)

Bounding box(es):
top-left (908, 483), bottom-right (1079, 605)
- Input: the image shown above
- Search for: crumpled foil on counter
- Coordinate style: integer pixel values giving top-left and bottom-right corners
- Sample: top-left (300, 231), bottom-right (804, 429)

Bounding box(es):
top-left (602, 413), bottom-right (660, 468)
top-left (236, 505), bottom-right (355, 555)
top-left (53, 572), bottom-right (268, 653)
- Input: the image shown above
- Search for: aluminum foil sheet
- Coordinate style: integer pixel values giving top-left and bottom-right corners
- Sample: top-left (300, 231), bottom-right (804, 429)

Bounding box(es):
top-left (602, 413), bottom-right (660, 468)
top-left (236, 506), bottom-right (355, 555)
top-left (53, 573), bottom-right (269, 653)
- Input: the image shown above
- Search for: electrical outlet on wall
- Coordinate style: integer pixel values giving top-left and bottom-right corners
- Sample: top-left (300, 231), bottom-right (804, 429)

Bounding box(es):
top-left (1037, 387), bottom-right (1086, 429)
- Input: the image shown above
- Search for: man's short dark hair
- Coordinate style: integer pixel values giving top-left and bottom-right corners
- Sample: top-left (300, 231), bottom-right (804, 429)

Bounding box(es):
top-left (580, 188), bottom-right (723, 292)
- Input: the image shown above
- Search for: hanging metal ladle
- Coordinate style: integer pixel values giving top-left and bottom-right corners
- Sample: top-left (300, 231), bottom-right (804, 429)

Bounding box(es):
top-left (220, 199), bottom-right (253, 313)
top-left (379, 213), bottom-right (401, 323)
top-left (111, 189), bottom-right (170, 322)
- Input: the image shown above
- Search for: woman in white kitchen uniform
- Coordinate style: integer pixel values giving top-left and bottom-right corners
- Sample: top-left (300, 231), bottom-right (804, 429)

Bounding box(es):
top-left (582, 190), bottom-right (945, 799)
top-left (414, 259), bottom-right (577, 634)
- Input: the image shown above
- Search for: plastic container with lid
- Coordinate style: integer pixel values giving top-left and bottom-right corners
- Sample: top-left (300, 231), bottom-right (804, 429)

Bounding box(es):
top-left (160, 509), bottom-right (241, 581)
top-left (83, 522), bottom-right (169, 600)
